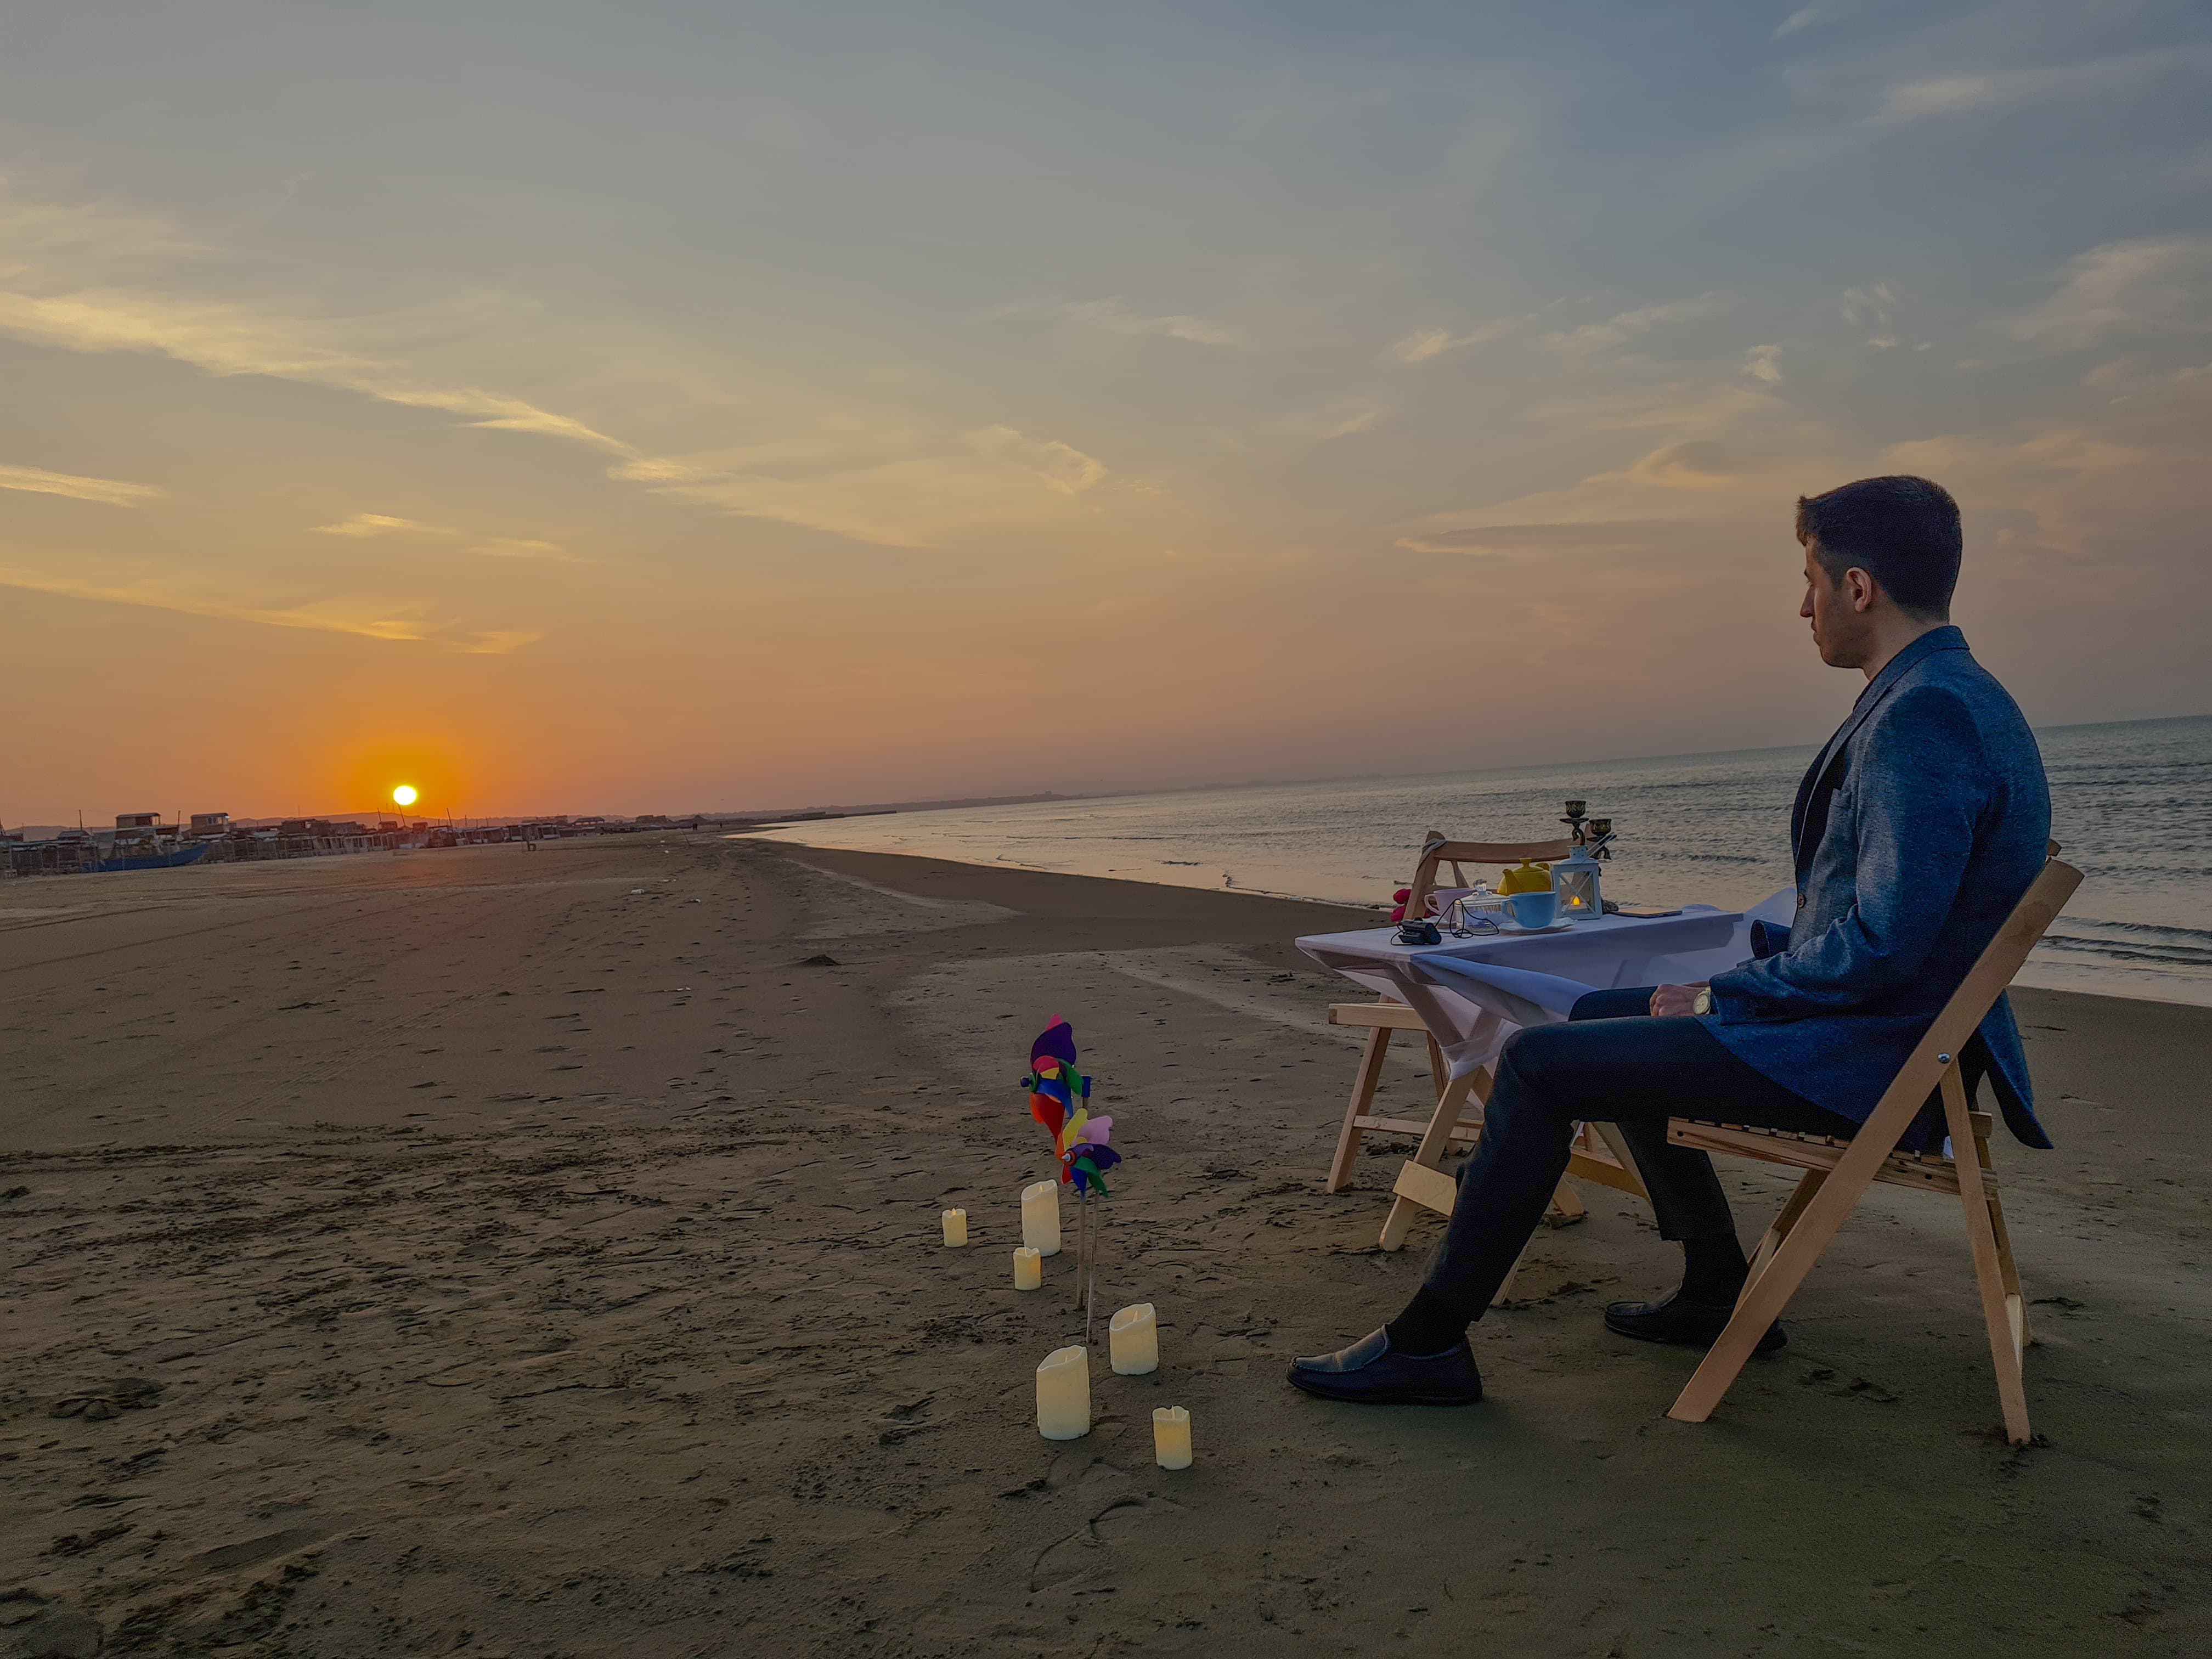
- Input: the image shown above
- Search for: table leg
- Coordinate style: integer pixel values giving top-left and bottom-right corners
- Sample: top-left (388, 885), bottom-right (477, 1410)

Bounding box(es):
top-left (1543, 1181), bottom-right (1585, 1227)
top-left (1379, 1066), bottom-right (1483, 1251)
top-left (1325, 1024), bottom-right (1393, 1193)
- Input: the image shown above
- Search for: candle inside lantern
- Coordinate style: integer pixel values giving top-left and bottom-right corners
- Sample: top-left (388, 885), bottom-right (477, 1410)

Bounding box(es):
top-left (1550, 843), bottom-right (1602, 922)
top-left (941, 1209), bottom-right (968, 1247)
top-left (1020, 1180), bottom-right (1062, 1257)
top-left (1109, 1302), bottom-right (1159, 1374)
top-left (1036, 1345), bottom-right (1091, 1440)
top-left (1013, 1246), bottom-right (1042, 1291)
top-left (1152, 1406), bottom-right (1192, 1470)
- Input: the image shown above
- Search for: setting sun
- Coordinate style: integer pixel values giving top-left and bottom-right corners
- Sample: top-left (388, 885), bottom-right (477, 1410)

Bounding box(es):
top-left (391, 785), bottom-right (418, 808)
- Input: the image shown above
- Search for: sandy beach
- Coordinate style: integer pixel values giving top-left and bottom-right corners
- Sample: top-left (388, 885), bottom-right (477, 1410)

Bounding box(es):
top-left (5, 832), bottom-right (2210, 1658)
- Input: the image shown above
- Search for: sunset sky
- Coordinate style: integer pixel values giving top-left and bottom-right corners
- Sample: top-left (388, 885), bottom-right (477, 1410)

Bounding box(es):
top-left (3, 2), bottom-right (2208, 824)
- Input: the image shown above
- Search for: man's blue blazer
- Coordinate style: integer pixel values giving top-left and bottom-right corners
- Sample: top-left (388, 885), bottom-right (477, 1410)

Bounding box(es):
top-left (1707, 625), bottom-right (2055, 1149)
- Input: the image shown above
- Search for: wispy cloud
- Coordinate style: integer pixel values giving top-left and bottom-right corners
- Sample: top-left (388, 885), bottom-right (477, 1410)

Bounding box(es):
top-left (1398, 437), bottom-right (1808, 556)
top-left (1839, 282), bottom-right (1897, 348)
top-left (1742, 345), bottom-right (1783, 384)
top-left (0, 462), bottom-right (166, 507)
top-left (1626, 439), bottom-right (1737, 487)
top-left (0, 565), bottom-right (538, 652)
top-left (1542, 293), bottom-right (1730, 355)
top-left (1531, 379), bottom-right (1785, 431)
top-left (1874, 47), bottom-right (2212, 125)
top-left (612, 424), bottom-right (1109, 549)
top-left (0, 286), bottom-right (635, 456)
top-left (1271, 396), bottom-right (1386, 448)
top-left (0, 181), bottom-right (204, 280)
top-left (312, 512), bottom-right (578, 561)
top-left (1771, 5), bottom-right (1827, 42)
top-left (311, 512), bottom-right (456, 537)
top-left (613, 441), bottom-right (842, 483)
top-left (1396, 520), bottom-right (1683, 556)
top-left (1389, 317), bottom-right (1523, 364)
top-left (960, 425), bottom-right (1107, 495)
top-left (984, 295), bottom-right (1248, 348)
top-left (2006, 237), bottom-right (2212, 353)
top-left (466, 537), bottom-right (586, 563)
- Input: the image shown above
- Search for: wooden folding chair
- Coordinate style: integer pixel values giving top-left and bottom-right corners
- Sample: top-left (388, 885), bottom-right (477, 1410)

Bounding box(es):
top-left (1666, 849), bottom-right (2081, 1445)
top-left (1323, 832), bottom-right (1573, 1194)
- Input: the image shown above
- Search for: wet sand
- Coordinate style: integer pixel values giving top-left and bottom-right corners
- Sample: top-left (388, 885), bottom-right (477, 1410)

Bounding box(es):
top-left (3, 833), bottom-right (2209, 1657)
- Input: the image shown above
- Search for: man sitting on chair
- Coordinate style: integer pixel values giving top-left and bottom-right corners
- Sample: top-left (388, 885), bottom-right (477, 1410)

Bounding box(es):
top-left (1289, 475), bottom-right (2053, 1407)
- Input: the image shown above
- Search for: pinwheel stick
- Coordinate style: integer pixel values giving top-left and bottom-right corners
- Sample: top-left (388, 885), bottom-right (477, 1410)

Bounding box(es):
top-left (1069, 1187), bottom-right (1082, 1310)
top-left (1082, 1192), bottom-right (1100, 1348)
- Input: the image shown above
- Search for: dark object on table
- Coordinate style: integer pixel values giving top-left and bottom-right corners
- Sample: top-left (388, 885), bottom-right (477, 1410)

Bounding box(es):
top-left (1395, 920), bottom-right (1442, 946)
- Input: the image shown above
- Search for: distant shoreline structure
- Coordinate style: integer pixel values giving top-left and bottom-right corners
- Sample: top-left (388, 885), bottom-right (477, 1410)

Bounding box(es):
top-left (0, 792), bottom-right (1098, 881)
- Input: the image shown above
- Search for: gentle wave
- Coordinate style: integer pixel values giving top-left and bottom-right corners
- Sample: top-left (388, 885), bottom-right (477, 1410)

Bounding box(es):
top-left (2036, 935), bottom-right (2212, 968)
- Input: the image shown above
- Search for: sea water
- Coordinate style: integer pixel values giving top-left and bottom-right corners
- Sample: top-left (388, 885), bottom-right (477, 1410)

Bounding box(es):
top-left (755, 714), bottom-right (2212, 1009)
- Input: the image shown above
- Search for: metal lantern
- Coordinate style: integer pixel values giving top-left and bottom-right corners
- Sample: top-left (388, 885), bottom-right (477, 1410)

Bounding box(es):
top-left (1551, 843), bottom-right (1603, 922)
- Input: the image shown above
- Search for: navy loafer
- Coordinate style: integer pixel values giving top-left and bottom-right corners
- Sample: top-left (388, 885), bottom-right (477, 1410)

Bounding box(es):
top-left (1285, 1328), bottom-right (1483, 1406)
top-left (1604, 1293), bottom-right (1786, 1353)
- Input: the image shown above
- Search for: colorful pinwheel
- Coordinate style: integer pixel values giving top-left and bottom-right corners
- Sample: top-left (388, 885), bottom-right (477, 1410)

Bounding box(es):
top-left (1020, 1019), bottom-right (1129, 1341)
top-left (1024, 1017), bottom-right (1088, 1146)
top-left (1057, 1108), bottom-right (1122, 1195)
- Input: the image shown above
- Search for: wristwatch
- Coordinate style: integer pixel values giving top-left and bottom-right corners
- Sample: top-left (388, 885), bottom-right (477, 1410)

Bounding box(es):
top-left (1692, 988), bottom-right (1714, 1016)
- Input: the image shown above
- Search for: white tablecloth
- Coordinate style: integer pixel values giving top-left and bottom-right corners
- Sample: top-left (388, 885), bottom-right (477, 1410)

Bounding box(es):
top-left (1297, 898), bottom-right (1790, 1080)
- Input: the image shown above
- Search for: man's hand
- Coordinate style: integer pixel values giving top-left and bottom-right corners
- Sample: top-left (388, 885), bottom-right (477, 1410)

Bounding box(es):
top-left (1650, 983), bottom-right (1709, 1019)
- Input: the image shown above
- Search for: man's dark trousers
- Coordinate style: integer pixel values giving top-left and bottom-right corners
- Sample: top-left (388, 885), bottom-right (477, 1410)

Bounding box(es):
top-left (1420, 988), bottom-right (1858, 1319)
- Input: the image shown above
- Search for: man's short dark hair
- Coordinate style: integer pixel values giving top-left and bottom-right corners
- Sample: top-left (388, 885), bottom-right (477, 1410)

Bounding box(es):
top-left (1796, 475), bottom-right (1961, 620)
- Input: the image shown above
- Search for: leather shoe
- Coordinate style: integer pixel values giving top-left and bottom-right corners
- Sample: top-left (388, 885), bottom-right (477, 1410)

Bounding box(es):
top-left (1604, 1292), bottom-right (1785, 1353)
top-left (1285, 1328), bottom-right (1483, 1406)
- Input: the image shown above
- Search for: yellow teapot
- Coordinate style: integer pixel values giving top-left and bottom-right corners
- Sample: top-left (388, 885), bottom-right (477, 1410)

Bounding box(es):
top-left (1498, 859), bottom-right (1553, 895)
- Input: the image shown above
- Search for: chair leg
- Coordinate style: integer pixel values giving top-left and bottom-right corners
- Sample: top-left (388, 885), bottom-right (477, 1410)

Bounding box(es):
top-left (1975, 1128), bottom-right (2031, 1348)
top-left (1544, 1180), bottom-right (1585, 1228)
top-left (1945, 1071), bottom-right (2031, 1445)
top-left (1587, 1122), bottom-right (1652, 1204)
top-left (1325, 1025), bottom-right (1392, 1193)
top-left (1744, 1171), bottom-right (1826, 1286)
top-left (1492, 1236), bottom-right (1531, 1307)
top-left (1985, 1182), bottom-right (2032, 1348)
top-left (1379, 1068), bottom-right (1482, 1251)
top-left (1669, 1110), bottom-right (1908, 1425)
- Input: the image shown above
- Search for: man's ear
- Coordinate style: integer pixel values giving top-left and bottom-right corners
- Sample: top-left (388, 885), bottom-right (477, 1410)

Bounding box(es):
top-left (1846, 566), bottom-right (1879, 613)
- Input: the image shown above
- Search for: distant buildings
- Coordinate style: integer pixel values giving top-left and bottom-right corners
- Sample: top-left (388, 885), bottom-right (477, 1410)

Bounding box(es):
top-left (5, 805), bottom-right (859, 879)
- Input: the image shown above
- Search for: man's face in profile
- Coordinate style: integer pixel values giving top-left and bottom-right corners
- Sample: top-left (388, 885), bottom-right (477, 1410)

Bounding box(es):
top-left (1799, 538), bottom-right (1866, 669)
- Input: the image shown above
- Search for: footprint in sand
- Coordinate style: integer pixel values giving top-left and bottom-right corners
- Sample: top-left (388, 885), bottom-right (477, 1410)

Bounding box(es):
top-left (48, 1378), bottom-right (162, 1421)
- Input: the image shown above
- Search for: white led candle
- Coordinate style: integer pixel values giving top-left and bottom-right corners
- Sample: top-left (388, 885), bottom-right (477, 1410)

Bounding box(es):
top-left (1153, 1406), bottom-right (1192, 1470)
top-left (941, 1209), bottom-right (968, 1247)
top-left (1036, 1345), bottom-right (1091, 1440)
top-left (1012, 1246), bottom-right (1042, 1291)
top-left (1109, 1302), bottom-right (1159, 1375)
top-left (1020, 1180), bottom-right (1062, 1257)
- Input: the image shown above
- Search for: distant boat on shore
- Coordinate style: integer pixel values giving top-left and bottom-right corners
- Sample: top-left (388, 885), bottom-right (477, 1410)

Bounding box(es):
top-left (95, 840), bottom-right (213, 873)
